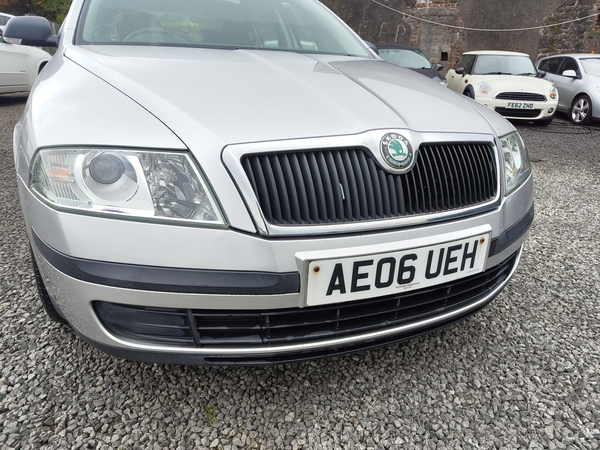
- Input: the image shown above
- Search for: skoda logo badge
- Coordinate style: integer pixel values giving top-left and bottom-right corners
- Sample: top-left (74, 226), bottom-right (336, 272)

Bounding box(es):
top-left (381, 133), bottom-right (413, 170)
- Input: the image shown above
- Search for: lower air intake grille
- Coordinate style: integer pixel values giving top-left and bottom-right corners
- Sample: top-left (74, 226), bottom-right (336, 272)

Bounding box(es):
top-left (495, 107), bottom-right (542, 118)
top-left (94, 251), bottom-right (518, 350)
top-left (241, 144), bottom-right (497, 226)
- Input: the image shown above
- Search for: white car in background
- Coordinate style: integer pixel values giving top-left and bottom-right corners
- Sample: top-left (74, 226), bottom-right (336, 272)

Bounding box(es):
top-left (0, 12), bottom-right (14, 32)
top-left (0, 27), bottom-right (51, 94)
top-left (447, 51), bottom-right (558, 126)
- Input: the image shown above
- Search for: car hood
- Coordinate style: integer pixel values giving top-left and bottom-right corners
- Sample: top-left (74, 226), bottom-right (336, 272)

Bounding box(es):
top-left (65, 46), bottom-right (496, 146)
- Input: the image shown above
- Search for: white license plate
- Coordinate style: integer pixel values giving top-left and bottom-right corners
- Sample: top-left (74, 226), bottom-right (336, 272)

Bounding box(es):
top-left (506, 102), bottom-right (534, 109)
top-left (306, 234), bottom-right (490, 307)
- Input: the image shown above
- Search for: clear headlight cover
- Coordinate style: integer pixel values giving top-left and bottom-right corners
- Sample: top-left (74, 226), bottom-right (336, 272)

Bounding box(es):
top-left (549, 85), bottom-right (558, 100)
top-left (30, 148), bottom-right (225, 226)
top-left (500, 132), bottom-right (532, 196)
top-left (477, 82), bottom-right (492, 95)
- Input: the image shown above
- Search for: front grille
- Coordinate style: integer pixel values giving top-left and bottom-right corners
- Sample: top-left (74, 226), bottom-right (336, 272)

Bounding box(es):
top-left (495, 92), bottom-right (546, 102)
top-left (241, 144), bottom-right (497, 226)
top-left (495, 107), bottom-right (542, 118)
top-left (94, 251), bottom-right (518, 350)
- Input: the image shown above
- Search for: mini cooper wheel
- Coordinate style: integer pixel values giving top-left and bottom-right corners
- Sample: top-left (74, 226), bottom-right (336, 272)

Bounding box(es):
top-left (30, 248), bottom-right (67, 324)
top-left (570, 94), bottom-right (592, 125)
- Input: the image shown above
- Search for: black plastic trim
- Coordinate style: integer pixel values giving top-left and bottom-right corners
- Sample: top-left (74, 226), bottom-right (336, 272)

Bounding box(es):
top-left (77, 297), bottom-right (496, 366)
top-left (31, 230), bottom-right (300, 295)
top-left (489, 206), bottom-right (534, 256)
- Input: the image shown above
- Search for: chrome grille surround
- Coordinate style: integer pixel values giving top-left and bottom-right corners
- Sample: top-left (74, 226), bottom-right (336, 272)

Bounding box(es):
top-left (223, 130), bottom-right (502, 236)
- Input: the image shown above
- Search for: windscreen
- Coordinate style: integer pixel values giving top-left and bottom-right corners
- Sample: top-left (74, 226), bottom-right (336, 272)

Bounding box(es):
top-left (473, 55), bottom-right (537, 76)
top-left (581, 58), bottom-right (600, 77)
top-left (76, 0), bottom-right (370, 57)
top-left (379, 48), bottom-right (432, 69)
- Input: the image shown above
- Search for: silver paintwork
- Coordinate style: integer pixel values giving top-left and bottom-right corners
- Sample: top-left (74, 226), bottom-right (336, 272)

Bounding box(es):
top-left (223, 130), bottom-right (502, 236)
top-left (537, 54), bottom-right (600, 120)
top-left (11, 0), bottom-right (534, 359)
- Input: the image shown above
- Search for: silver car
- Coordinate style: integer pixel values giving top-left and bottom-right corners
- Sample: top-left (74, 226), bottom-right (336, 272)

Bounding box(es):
top-left (6, 0), bottom-right (533, 365)
top-left (537, 54), bottom-right (600, 124)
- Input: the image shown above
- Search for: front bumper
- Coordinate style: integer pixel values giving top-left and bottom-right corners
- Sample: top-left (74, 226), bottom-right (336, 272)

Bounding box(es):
top-left (475, 96), bottom-right (558, 121)
top-left (23, 162), bottom-right (533, 364)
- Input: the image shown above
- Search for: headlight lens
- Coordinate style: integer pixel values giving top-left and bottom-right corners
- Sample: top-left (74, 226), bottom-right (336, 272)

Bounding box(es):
top-left (500, 132), bottom-right (531, 196)
top-left (549, 85), bottom-right (558, 100)
top-left (477, 82), bottom-right (492, 95)
top-left (30, 148), bottom-right (225, 226)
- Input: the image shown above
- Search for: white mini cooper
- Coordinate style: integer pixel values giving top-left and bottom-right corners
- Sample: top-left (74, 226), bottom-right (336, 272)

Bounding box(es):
top-left (447, 51), bottom-right (558, 126)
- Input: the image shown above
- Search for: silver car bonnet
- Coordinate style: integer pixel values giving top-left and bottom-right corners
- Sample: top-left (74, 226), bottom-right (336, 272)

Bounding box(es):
top-left (64, 45), bottom-right (497, 148)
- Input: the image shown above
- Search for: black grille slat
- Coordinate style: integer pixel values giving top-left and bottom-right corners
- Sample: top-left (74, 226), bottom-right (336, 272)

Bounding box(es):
top-left (495, 92), bottom-right (546, 102)
top-left (495, 107), bottom-right (541, 118)
top-left (94, 253), bottom-right (518, 350)
top-left (242, 144), bottom-right (497, 226)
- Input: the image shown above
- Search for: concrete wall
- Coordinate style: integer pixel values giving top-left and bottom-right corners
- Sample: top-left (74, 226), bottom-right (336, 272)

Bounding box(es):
top-left (320, 0), bottom-right (600, 69)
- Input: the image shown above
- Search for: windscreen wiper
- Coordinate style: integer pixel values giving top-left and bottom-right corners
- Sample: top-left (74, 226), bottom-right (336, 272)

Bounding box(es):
top-left (482, 72), bottom-right (511, 75)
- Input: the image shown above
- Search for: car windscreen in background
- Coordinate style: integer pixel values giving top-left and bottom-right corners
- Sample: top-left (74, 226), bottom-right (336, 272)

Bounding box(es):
top-left (473, 55), bottom-right (537, 76)
top-left (75, 0), bottom-right (370, 57)
top-left (379, 49), bottom-right (432, 69)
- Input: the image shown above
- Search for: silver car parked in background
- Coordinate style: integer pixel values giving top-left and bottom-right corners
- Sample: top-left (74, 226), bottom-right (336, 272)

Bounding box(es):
top-left (537, 54), bottom-right (600, 124)
top-left (5, 0), bottom-right (533, 365)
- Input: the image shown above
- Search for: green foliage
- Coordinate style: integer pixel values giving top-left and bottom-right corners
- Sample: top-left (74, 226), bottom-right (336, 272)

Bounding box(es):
top-left (204, 404), bottom-right (217, 425)
top-left (0, 0), bottom-right (72, 25)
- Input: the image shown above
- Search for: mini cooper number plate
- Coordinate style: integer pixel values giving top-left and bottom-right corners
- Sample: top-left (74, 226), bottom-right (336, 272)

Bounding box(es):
top-left (507, 102), bottom-right (534, 109)
top-left (306, 234), bottom-right (490, 307)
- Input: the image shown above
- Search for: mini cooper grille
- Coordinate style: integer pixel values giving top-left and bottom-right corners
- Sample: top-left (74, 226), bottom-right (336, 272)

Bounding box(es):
top-left (495, 107), bottom-right (542, 118)
top-left (241, 144), bottom-right (497, 226)
top-left (495, 92), bottom-right (546, 102)
top-left (93, 251), bottom-right (518, 350)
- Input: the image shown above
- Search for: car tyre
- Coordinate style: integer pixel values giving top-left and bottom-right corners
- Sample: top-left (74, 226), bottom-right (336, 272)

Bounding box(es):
top-left (463, 86), bottom-right (475, 99)
top-left (31, 248), bottom-right (68, 324)
top-left (532, 117), bottom-right (553, 127)
top-left (569, 94), bottom-right (592, 125)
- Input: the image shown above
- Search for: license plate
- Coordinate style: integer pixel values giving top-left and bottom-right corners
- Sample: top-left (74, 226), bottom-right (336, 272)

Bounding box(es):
top-left (506, 102), bottom-right (534, 109)
top-left (306, 234), bottom-right (490, 307)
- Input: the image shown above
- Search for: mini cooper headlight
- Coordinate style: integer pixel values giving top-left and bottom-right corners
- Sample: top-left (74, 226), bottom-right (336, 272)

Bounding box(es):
top-left (549, 85), bottom-right (558, 100)
top-left (30, 148), bottom-right (225, 226)
top-left (477, 82), bottom-right (492, 95)
top-left (500, 132), bottom-right (531, 196)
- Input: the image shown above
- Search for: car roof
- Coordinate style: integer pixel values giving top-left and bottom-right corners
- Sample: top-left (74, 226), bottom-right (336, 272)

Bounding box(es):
top-left (538, 53), bottom-right (600, 60)
top-left (463, 50), bottom-right (529, 57)
top-left (376, 44), bottom-right (423, 52)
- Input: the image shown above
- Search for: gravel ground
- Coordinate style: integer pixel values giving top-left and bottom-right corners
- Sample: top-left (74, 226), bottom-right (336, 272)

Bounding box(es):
top-left (0, 93), bottom-right (599, 450)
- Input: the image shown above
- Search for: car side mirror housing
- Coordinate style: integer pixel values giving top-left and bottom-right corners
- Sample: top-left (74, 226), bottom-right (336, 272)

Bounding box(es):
top-left (455, 67), bottom-right (465, 76)
top-left (562, 69), bottom-right (578, 78)
top-left (3, 16), bottom-right (58, 48)
top-left (364, 41), bottom-right (379, 55)
top-left (537, 70), bottom-right (547, 78)
top-left (435, 64), bottom-right (444, 72)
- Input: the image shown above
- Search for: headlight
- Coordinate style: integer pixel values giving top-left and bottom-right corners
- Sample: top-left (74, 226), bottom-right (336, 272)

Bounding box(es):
top-left (549, 85), bottom-right (558, 100)
top-left (500, 132), bottom-right (531, 196)
top-left (30, 148), bottom-right (226, 226)
top-left (477, 82), bottom-right (492, 95)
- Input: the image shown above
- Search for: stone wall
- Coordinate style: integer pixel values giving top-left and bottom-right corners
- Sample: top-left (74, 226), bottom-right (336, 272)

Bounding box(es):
top-left (320, 0), bottom-right (600, 69)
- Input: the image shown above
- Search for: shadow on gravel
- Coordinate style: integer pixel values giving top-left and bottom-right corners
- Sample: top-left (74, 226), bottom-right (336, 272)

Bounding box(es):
top-left (0, 93), bottom-right (29, 107)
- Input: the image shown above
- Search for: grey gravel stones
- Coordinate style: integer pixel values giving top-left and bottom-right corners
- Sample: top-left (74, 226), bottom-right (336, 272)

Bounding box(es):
top-left (0, 95), bottom-right (598, 449)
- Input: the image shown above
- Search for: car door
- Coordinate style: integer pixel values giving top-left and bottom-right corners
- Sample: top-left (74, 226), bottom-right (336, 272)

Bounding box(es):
top-left (553, 57), bottom-right (582, 109)
top-left (0, 31), bottom-right (29, 87)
